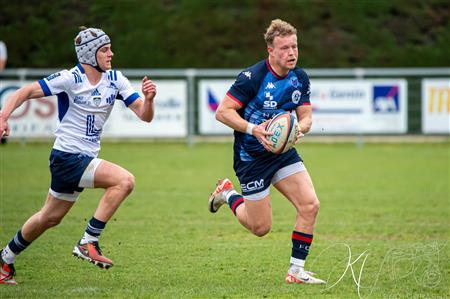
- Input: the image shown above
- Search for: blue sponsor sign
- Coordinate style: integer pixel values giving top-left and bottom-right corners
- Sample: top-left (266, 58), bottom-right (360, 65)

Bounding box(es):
top-left (373, 85), bottom-right (400, 113)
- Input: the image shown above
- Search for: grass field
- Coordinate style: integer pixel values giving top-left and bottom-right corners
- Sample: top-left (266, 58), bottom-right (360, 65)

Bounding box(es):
top-left (0, 141), bottom-right (448, 298)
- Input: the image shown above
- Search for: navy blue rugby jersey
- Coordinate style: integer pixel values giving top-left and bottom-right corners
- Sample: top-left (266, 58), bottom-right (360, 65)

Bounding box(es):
top-left (226, 59), bottom-right (311, 161)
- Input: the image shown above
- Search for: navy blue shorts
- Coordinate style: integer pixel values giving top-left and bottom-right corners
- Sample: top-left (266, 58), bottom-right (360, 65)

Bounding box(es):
top-left (49, 149), bottom-right (94, 195)
top-left (233, 148), bottom-right (303, 200)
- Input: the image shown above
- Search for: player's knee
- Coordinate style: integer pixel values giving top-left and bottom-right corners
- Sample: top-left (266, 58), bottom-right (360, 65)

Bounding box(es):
top-left (303, 197), bottom-right (320, 218)
top-left (252, 224), bottom-right (271, 237)
top-left (120, 173), bottom-right (135, 194)
top-left (311, 198), bottom-right (320, 215)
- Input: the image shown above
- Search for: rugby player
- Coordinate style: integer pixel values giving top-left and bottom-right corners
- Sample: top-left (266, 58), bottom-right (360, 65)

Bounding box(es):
top-left (0, 27), bottom-right (156, 284)
top-left (208, 19), bottom-right (325, 284)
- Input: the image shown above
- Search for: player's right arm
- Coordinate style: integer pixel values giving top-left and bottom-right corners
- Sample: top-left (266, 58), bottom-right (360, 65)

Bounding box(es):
top-left (0, 82), bottom-right (45, 137)
top-left (216, 95), bottom-right (272, 150)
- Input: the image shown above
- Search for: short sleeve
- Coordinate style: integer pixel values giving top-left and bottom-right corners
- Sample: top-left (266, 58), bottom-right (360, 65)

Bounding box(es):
top-left (116, 71), bottom-right (140, 107)
top-left (38, 70), bottom-right (71, 96)
top-left (294, 68), bottom-right (311, 106)
top-left (227, 70), bottom-right (258, 107)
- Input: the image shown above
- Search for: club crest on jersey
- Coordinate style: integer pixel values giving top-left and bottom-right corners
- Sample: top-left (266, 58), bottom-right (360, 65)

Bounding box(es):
top-left (292, 90), bottom-right (301, 104)
top-left (290, 76), bottom-right (299, 88)
top-left (93, 96), bottom-right (101, 106)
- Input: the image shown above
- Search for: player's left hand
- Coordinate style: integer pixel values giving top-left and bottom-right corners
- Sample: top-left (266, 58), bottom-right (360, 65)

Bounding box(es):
top-left (142, 76), bottom-right (156, 101)
top-left (294, 123), bottom-right (304, 144)
top-left (0, 110), bottom-right (10, 138)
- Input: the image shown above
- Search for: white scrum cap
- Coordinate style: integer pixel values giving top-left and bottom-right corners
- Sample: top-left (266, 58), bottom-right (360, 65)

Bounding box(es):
top-left (74, 27), bottom-right (111, 68)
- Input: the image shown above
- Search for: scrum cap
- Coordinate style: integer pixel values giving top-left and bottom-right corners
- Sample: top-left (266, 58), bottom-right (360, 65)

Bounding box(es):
top-left (74, 28), bottom-right (111, 70)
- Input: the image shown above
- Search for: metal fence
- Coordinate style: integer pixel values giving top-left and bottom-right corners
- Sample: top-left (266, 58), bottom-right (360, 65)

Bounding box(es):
top-left (1, 67), bottom-right (449, 144)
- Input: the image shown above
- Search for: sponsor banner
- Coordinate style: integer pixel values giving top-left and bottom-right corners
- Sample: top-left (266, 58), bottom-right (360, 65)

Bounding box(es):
top-left (198, 80), bottom-right (234, 134)
top-left (198, 79), bottom-right (407, 134)
top-left (0, 80), bottom-right (187, 138)
top-left (104, 80), bottom-right (187, 137)
top-left (422, 79), bottom-right (450, 134)
top-left (0, 80), bottom-right (58, 137)
top-left (311, 80), bottom-right (407, 134)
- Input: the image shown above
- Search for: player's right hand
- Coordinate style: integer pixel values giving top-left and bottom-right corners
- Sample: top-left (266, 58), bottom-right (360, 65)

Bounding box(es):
top-left (0, 110), bottom-right (10, 138)
top-left (253, 120), bottom-right (273, 152)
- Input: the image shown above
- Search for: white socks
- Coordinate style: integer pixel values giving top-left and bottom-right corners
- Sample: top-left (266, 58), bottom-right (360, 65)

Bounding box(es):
top-left (80, 232), bottom-right (98, 245)
top-left (1, 245), bottom-right (17, 264)
top-left (289, 257), bottom-right (305, 273)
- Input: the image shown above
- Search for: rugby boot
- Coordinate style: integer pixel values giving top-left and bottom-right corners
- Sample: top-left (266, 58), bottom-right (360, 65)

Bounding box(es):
top-left (208, 178), bottom-right (234, 213)
top-left (285, 267), bottom-right (326, 284)
top-left (0, 251), bottom-right (17, 285)
top-left (72, 241), bottom-right (113, 269)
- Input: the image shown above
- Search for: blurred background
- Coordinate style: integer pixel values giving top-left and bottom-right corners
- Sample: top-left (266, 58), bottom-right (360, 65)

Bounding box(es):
top-left (0, 2), bottom-right (449, 297)
top-left (0, 0), bottom-right (449, 139)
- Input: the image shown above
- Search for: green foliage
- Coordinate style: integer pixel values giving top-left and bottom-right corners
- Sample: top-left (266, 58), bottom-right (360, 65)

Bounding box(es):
top-left (0, 141), bottom-right (449, 298)
top-left (1, 0), bottom-right (449, 68)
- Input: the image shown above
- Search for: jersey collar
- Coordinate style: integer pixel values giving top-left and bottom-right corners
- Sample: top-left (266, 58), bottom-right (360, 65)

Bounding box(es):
top-left (265, 59), bottom-right (288, 80)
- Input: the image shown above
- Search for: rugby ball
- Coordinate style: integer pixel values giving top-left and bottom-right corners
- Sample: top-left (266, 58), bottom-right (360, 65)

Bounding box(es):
top-left (265, 112), bottom-right (298, 154)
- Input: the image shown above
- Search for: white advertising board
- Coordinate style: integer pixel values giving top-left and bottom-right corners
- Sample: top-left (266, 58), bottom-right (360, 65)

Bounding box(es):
top-left (104, 80), bottom-right (187, 137)
top-left (310, 79), bottom-right (407, 134)
top-left (421, 79), bottom-right (450, 134)
top-left (198, 79), bottom-right (407, 134)
top-left (0, 80), bottom-right (58, 137)
top-left (198, 80), bottom-right (234, 135)
top-left (0, 80), bottom-right (187, 138)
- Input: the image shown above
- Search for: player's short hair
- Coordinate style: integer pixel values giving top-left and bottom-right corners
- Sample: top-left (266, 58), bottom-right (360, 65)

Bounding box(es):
top-left (264, 19), bottom-right (297, 46)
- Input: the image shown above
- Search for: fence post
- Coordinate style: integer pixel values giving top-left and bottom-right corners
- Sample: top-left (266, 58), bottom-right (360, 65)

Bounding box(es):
top-left (186, 68), bottom-right (196, 147)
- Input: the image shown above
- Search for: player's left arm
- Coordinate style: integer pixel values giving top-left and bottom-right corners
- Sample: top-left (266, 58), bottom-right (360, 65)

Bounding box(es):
top-left (296, 105), bottom-right (312, 134)
top-left (128, 76), bottom-right (156, 122)
top-left (294, 105), bottom-right (312, 143)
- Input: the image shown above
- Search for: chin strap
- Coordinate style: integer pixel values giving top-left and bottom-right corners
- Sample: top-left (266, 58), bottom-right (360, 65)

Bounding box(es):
top-left (95, 65), bottom-right (105, 73)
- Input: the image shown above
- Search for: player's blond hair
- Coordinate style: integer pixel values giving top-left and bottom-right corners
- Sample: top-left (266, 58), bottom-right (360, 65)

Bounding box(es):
top-left (264, 19), bottom-right (297, 46)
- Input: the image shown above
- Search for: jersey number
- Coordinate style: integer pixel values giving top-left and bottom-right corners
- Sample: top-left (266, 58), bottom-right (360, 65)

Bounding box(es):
top-left (86, 115), bottom-right (101, 137)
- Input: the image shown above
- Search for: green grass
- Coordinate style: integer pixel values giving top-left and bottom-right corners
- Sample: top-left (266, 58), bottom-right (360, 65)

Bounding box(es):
top-left (0, 141), bottom-right (449, 298)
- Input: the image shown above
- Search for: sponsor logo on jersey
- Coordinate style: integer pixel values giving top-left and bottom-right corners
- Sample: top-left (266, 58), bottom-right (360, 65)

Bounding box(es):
top-left (264, 91), bottom-right (277, 109)
top-left (106, 94), bottom-right (115, 105)
top-left (373, 85), bottom-right (400, 113)
top-left (46, 72), bottom-right (61, 81)
top-left (243, 71), bottom-right (252, 79)
top-left (266, 82), bottom-right (275, 90)
top-left (74, 96), bottom-right (87, 104)
top-left (290, 76), bottom-right (299, 88)
top-left (241, 179), bottom-right (264, 192)
top-left (91, 88), bottom-right (101, 96)
top-left (292, 90), bottom-right (301, 104)
top-left (107, 82), bottom-right (118, 90)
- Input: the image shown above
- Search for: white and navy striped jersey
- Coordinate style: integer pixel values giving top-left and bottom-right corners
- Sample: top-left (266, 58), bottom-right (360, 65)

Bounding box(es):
top-left (38, 64), bottom-right (140, 157)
